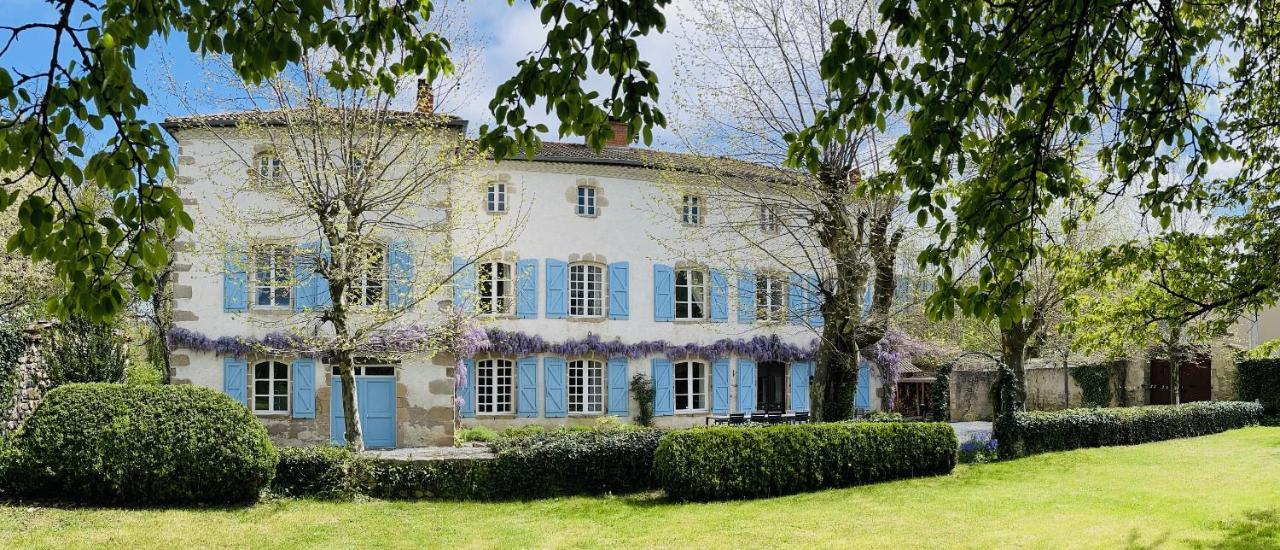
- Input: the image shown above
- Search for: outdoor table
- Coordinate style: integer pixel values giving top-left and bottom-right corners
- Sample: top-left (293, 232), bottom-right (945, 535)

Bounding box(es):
top-left (706, 413), bottom-right (797, 425)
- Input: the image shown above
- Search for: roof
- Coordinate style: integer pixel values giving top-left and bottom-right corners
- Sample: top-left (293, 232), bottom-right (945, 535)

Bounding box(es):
top-left (162, 109), bottom-right (468, 132)
top-left (515, 141), bottom-right (798, 182)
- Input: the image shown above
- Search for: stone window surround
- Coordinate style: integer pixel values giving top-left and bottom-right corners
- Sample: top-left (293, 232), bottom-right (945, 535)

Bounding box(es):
top-left (476, 250), bottom-right (522, 319)
top-left (565, 178), bottom-right (609, 217)
top-left (566, 252), bottom-right (609, 323)
top-left (672, 261), bottom-right (709, 323)
top-left (484, 173), bottom-right (516, 215)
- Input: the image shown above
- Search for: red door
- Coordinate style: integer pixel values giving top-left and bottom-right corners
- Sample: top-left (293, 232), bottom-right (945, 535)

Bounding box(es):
top-left (1148, 355), bottom-right (1211, 404)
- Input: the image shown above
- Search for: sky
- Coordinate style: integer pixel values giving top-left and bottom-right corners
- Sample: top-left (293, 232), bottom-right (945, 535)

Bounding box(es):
top-left (0, 0), bottom-right (692, 152)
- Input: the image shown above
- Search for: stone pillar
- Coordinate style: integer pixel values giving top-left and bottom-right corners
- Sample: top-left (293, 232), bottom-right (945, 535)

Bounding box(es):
top-left (2, 321), bottom-right (54, 434)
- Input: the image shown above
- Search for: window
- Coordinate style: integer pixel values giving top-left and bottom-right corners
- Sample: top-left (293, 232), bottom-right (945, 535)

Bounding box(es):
top-left (674, 268), bottom-right (707, 320)
top-left (330, 365), bottom-right (396, 376)
top-left (255, 153), bottom-right (283, 181)
top-left (486, 182), bottom-right (507, 213)
top-left (569, 263), bottom-right (605, 318)
top-left (568, 359), bottom-right (605, 414)
top-left (253, 360), bottom-right (289, 413)
top-left (353, 246), bottom-right (386, 307)
top-left (253, 244), bottom-right (293, 308)
top-left (756, 274), bottom-right (787, 321)
top-left (576, 185), bottom-right (597, 217)
top-left (475, 358), bottom-right (514, 415)
top-left (674, 360), bottom-right (707, 412)
top-left (682, 195), bottom-right (702, 225)
top-left (477, 260), bottom-right (514, 315)
top-left (759, 204), bottom-right (781, 233)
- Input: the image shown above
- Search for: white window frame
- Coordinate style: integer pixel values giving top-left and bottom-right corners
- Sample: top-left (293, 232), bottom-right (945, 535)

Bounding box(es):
top-left (569, 262), bottom-right (606, 318)
top-left (255, 153), bottom-right (283, 182)
top-left (475, 358), bottom-right (514, 415)
top-left (252, 243), bottom-right (293, 309)
top-left (674, 360), bottom-right (707, 412)
top-left (252, 359), bottom-right (290, 414)
top-left (674, 268), bottom-right (707, 320)
top-left (759, 203), bottom-right (781, 233)
top-left (682, 195), bottom-right (702, 225)
top-left (349, 245), bottom-right (386, 307)
top-left (576, 185), bottom-right (598, 217)
top-left (486, 182), bottom-right (507, 213)
top-left (756, 273), bottom-right (787, 322)
top-left (478, 260), bottom-right (514, 315)
top-left (568, 359), bottom-right (605, 415)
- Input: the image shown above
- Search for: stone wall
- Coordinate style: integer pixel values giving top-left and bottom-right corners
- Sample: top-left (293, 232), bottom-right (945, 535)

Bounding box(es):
top-left (2, 323), bottom-right (53, 433)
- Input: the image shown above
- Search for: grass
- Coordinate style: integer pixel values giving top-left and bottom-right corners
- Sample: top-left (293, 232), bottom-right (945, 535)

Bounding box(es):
top-left (2, 427), bottom-right (1279, 549)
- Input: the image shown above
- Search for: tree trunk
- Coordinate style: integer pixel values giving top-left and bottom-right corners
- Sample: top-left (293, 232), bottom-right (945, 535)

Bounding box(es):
top-left (336, 348), bottom-right (363, 451)
top-left (813, 320), bottom-right (858, 421)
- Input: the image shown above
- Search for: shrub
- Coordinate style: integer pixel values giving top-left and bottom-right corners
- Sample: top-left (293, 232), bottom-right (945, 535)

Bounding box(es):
top-left (1000, 401), bottom-right (1264, 459)
top-left (272, 446), bottom-right (359, 500)
top-left (45, 316), bottom-right (128, 386)
top-left (12, 383), bottom-right (277, 504)
top-left (654, 422), bottom-right (957, 501)
top-left (0, 434), bottom-right (21, 498)
top-left (930, 362), bottom-right (952, 421)
top-left (457, 426), bottom-right (500, 443)
top-left (359, 458), bottom-right (496, 500)
top-left (863, 411), bottom-right (905, 422)
top-left (487, 429), bottom-right (666, 497)
top-left (630, 373), bottom-right (655, 427)
top-left (1237, 359), bottom-right (1280, 414)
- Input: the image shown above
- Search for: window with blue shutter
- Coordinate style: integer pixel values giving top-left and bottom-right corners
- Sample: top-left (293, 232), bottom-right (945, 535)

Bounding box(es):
top-left (223, 357), bottom-right (247, 405)
top-left (862, 279), bottom-right (874, 316)
top-left (736, 358), bottom-right (756, 413)
top-left (790, 361), bottom-right (812, 412)
top-left (653, 264), bottom-right (674, 322)
top-left (516, 259), bottom-right (539, 319)
top-left (652, 358), bottom-right (674, 416)
top-left (291, 358), bottom-right (316, 419)
top-left (607, 356), bottom-right (630, 415)
top-left (387, 241), bottom-right (414, 308)
top-left (709, 268), bottom-right (728, 322)
top-left (458, 358), bottom-right (475, 418)
top-left (517, 356), bottom-right (538, 417)
top-left (294, 243), bottom-right (328, 311)
top-left (545, 259), bottom-right (568, 318)
top-left (788, 273), bottom-right (806, 325)
top-left (711, 358), bottom-right (730, 414)
top-left (856, 357), bottom-right (872, 411)
top-left (607, 262), bottom-right (630, 320)
top-left (737, 270), bottom-right (756, 323)
top-left (543, 356), bottom-right (567, 417)
top-left (224, 247), bottom-right (249, 312)
top-left (451, 257), bottom-right (476, 313)
top-left (807, 274), bottom-right (824, 327)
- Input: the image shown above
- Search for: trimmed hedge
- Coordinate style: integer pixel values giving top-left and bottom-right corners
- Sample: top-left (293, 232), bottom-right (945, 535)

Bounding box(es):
top-left (1000, 401), bottom-right (1264, 459)
top-left (12, 383), bottom-right (277, 504)
top-left (0, 435), bottom-right (18, 499)
top-left (653, 422), bottom-right (958, 501)
top-left (488, 429), bottom-right (664, 497)
top-left (359, 458), bottom-right (496, 500)
top-left (272, 446), bottom-right (359, 500)
top-left (1238, 359), bottom-right (1280, 414)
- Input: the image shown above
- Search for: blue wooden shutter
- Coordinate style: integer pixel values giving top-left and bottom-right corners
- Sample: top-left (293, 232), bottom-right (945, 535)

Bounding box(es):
top-left (737, 270), bottom-right (756, 323)
top-left (607, 356), bottom-right (630, 415)
top-left (608, 262), bottom-right (630, 320)
top-left (855, 357), bottom-right (872, 411)
top-left (862, 279), bottom-right (874, 316)
top-left (652, 358), bottom-right (674, 416)
top-left (458, 358), bottom-right (475, 418)
top-left (653, 264), bottom-right (674, 322)
top-left (709, 268), bottom-right (728, 322)
top-left (294, 243), bottom-right (317, 311)
top-left (808, 274), bottom-right (824, 327)
top-left (451, 257), bottom-right (476, 313)
top-left (788, 273), bottom-right (805, 325)
top-left (711, 358), bottom-right (730, 414)
top-left (222, 357), bottom-right (247, 405)
top-left (387, 241), bottom-right (414, 308)
top-left (544, 356), bottom-right (566, 417)
top-left (330, 376), bottom-right (346, 445)
top-left (790, 361), bottom-right (812, 412)
top-left (736, 358), bottom-right (756, 413)
top-left (223, 247), bottom-right (249, 312)
top-left (545, 259), bottom-right (568, 319)
top-left (291, 358), bottom-right (316, 419)
top-left (517, 356), bottom-right (538, 417)
top-left (516, 259), bottom-right (539, 319)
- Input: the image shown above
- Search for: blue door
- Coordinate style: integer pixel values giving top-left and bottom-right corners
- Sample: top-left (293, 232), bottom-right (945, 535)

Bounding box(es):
top-left (331, 376), bottom-right (398, 449)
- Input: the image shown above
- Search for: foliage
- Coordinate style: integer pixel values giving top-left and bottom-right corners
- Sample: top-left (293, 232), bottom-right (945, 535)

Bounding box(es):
top-left (1070, 362), bottom-right (1115, 408)
top-left (10, 383), bottom-right (276, 504)
top-left (1243, 340), bottom-right (1280, 360)
top-left (487, 429), bottom-right (666, 498)
top-left (272, 446), bottom-right (360, 500)
top-left (1237, 359), bottom-right (1280, 415)
top-left (0, 325), bottom-right (23, 405)
top-left (653, 422), bottom-right (957, 501)
top-left (958, 436), bottom-right (998, 464)
top-left (630, 372), bottom-right (655, 427)
top-left (44, 316), bottom-right (127, 387)
top-left (456, 426), bottom-right (500, 444)
top-left (0, 433), bottom-right (18, 498)
top-left (1000, 402), bottom-right (1263, 459)
top-left (930, 362), bottom-right (953, 421)
top-left (862, 411), bottom-right (905, 423)
top-left (359, 458), bottom-right (495, 501)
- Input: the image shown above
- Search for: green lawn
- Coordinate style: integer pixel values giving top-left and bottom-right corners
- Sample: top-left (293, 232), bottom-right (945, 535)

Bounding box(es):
top-left (3, 427), bottom-right (1279, 549)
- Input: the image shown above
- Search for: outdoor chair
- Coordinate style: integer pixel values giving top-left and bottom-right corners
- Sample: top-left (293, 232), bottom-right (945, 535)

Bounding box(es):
top-left (728, 413), bottom-right (746, 424)
top-left (793, 411), bottom-right (809, 424)
top-left (750, 412), bottom-right (768, 423)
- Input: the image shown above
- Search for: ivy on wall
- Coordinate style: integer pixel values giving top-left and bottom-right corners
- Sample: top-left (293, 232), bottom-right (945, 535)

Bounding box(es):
top-left (0, 325), bottom-right (24, 404)
top-left (1070, 362), bottom-right (1115, 408)
top-left (929, 362), bottom-right (952, 421)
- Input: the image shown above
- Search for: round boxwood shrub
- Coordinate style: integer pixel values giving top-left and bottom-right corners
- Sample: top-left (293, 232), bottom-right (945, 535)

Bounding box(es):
top-left (14, 383), bottom-right (277, 504)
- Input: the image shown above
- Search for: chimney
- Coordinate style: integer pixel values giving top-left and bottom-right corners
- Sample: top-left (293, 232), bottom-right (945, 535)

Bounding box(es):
top-left (416, 78), bottom-right (435, 115)
top-left (606, 119), bottom-right (630, 147)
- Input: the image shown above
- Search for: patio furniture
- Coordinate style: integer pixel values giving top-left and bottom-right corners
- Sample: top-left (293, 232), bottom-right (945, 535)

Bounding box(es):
top-left (750, 412), bottom-right (768, 423)
top-left (728, 413), bottom-right (746, 424)
top-left (793, 411), bottom-right (809, 424)
top-left (766, 411), bottom-right (783, 424)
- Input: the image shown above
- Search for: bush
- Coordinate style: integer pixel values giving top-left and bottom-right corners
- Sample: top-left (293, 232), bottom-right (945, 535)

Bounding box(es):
top-left (630, 373), bottom-right (655, 427)
top-left (359, 458), bottom-right (496, 500)
top-left (272, 446), bottom-right (359, 500)
top-left (1238, 359), bottom-right (1280, 414)
top-left (653, 422), bottom-right (957, 501)
top-left (45, 316), bottom-right (128, 386)
top-left (0, 434), bottom-right (20, 499)
top-left (1001, 401), bottom-right (1264, 459)
top-left (12, 383), bottom-right (277, 504)
top-left (863, 411), bottom-right (905, 423)
top-left (488, 429), bottom-right (665, 497)
top-left (457, 426), bottom-right (500, 443)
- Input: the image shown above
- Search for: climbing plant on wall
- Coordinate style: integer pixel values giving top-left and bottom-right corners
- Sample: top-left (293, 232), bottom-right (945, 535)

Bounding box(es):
top-left (929, 362), bottom-right (953, 421)
top-left (1070, 362), bottom-right (1115, 408)
top-left (0, 324), bottom-right (24, 404)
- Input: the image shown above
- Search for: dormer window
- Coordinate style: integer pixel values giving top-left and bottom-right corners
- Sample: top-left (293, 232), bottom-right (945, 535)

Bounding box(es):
top-left (576, 186), bottom-right (597, 217)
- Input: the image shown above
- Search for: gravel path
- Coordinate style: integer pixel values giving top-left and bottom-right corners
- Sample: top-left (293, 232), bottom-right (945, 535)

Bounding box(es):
top-left (364, 445), bottom-right (495, 461)
top-left (950, 421), bottom-right (994, 443)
